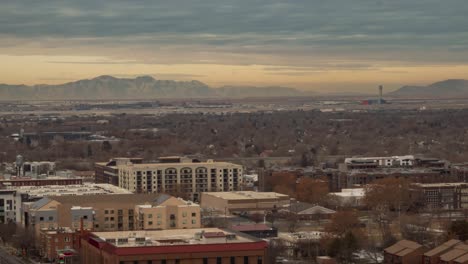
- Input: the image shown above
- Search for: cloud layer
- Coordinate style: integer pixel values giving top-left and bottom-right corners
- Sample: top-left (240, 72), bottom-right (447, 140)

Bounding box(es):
top-left (1, 0), bottom-right (468, 90)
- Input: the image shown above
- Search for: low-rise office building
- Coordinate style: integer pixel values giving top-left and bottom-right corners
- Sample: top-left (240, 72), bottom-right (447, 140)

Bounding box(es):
top-left (412, 183), bottom-right (468, 210)
top-left (80, 228), bottom-right (268, 264)
top-left (201, 191), bottom-right (289, 214)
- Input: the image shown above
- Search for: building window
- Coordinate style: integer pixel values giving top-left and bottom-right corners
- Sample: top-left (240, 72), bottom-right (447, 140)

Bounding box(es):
top-left (148, 214), bottom-right (153, 219)
top-left (217, 257), bottom-right (222, 264)
top-left (203, 258), bottom-right (208, 264)
top-left (64, 237), bottom-right (70, 242)
top-left (105, 210), bottom-right (109, 214)
top-left (48, 216), bottom-right (53, 221)
top-left (157, 221), bottom-right (161, 225)
top-left (148, 221), bottom-right (153, 225)
top-left (231, 257), bottom-right (235, 264)
top-left (39, 217), bottom-right (44, 221)
top-left (182, 212), bottom-right (187, 217)
top-left (244, 256), bottom-right (249, 264)
top-left (182, 220), bottom-right (187, 225)
top-left (157, 214), bottom-right (162, 219)
top-left (192, 212), bottom-right (196, 217)
top-left (192, 219), bottom-right (196, 224)
top-left (257, 257), bottom-right (262, 264)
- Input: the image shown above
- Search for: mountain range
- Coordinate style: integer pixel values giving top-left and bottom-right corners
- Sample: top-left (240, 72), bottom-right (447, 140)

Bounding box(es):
top-left (2, 76), bottom-right (467, 100)
top-left (0, 75), bottom-right (311, 100)
top-left (388, 79), bottom-right (468, 98)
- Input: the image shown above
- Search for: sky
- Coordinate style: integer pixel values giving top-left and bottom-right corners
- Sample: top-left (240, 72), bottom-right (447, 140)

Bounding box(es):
top-left (1, 0), bottom-right (468, 92)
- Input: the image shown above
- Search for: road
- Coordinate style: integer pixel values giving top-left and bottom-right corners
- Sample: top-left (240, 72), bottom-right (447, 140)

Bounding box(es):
top-left (0, 247), bottom-right (26, 264)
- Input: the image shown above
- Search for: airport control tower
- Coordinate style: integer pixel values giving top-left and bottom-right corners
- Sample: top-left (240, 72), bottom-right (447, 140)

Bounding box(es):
top-left (378, 85), bottom-right (383, 105)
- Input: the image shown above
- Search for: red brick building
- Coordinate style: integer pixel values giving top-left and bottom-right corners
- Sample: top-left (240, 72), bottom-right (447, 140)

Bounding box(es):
top-left (39, 228), bottom-right (78, 262)
top-left (80, 228), bottom-right (268, 264)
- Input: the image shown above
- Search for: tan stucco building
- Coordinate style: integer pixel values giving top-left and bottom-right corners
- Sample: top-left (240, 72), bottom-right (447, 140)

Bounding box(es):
top-left (136, 195), bottom-right (200, 230)
top-left (118, 157), bottom-right (244, 201)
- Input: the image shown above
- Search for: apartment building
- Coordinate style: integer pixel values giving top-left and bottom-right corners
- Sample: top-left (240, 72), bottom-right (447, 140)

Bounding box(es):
top-left (80, 228), bottom-right (268, 264)
top-left (0, 183), bottom-right (130, 225)
top-left (27, 194), bottom-right (201, 239)
top-left (118, 157), bottom-right (244, 201)
top-left (0, 189), bottom-right (22, 223)
top-left (95, 158), bottom-right (143, 185)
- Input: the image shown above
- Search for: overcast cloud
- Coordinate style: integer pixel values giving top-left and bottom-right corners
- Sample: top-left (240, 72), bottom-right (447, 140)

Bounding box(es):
top-left (1, 0), bottom-right (468, 89)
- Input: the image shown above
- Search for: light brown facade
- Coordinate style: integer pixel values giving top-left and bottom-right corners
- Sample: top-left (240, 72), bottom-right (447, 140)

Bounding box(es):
top-left (136, 196), bottom-right (201, 230)
top-left (118, 158), bottom-right (243, 201)
top-left (28, 194), bottom-right (200, 240)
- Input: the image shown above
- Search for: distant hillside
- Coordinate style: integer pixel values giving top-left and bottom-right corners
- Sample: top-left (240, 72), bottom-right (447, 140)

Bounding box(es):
top-left (389, 79), bottom-right (468, 98)
top-left (0, 75), bottom-right (310, 100)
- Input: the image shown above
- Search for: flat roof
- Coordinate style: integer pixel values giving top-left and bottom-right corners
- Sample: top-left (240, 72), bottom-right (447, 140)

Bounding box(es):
top-left (9, 183), bottom-right (131, 197)
top-left (414, 183), bottom-right (467, 188)
top-left (91, 228), bottom-right (259, 248)
top-left (202, 191), bottom-right (289, 200)
top-left (120, 161), bottom-right (242, 168)
top-left (231, 224), bottom-right (272, 232)
top-left (348, 167), bottom-right (439, 175)
top-left (330, 188), bottom-right (365, 197)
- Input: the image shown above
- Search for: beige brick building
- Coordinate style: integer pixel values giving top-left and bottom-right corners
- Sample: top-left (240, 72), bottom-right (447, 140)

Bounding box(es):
top-left (118, 157), bottom-right (244, 201)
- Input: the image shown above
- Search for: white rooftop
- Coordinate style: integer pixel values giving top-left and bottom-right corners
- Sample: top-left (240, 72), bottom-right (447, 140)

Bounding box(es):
top-left (92, 228), bottom-right (258, 247)
top-left (330, 188), bottom-right (365, 197)
top-left (8, 183), bottom-right (131, 198)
